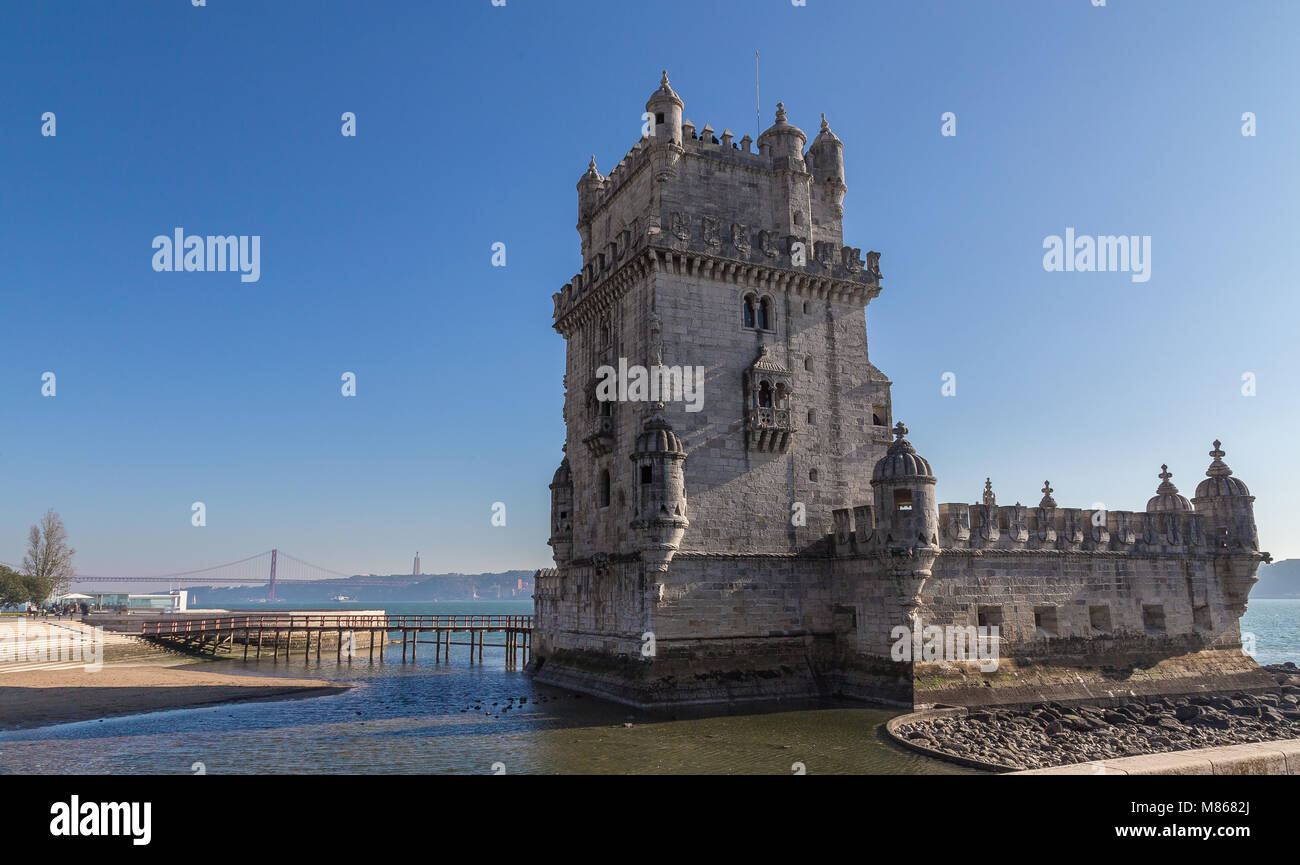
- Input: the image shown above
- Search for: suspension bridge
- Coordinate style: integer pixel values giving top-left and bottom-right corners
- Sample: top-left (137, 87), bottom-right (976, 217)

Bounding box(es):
top-left (2, 549), bottom-right (422, 600)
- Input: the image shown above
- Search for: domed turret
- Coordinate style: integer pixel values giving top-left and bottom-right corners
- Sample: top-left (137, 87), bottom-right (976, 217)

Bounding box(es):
top-left (548, 454), bottom-right (573, 566)
top-left (1191, 440), bottom-right (1258, 551)
top-left (806, 113), bottom-right (846, 207)
top-left (577, 155), bottom-right (606, 224)
top-left (629, 408), bottom-right (688, 572)
top-left (1195, 440), bottom-right (1251, 499)
top-left (645, 70), bottom-right (684, 147)
top-left (1146, 464), bottom-right (1193, 512)
top-left (756, 102), bottom-right (807, 168)
top-left (870, 422), bottom-right (939, 551)
top-left (872, 422), bottom-right (935, 483)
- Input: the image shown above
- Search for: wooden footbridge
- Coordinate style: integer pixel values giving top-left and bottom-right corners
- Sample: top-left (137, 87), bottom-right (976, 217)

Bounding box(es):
top-left (139, 613), bottom-right (534, 666)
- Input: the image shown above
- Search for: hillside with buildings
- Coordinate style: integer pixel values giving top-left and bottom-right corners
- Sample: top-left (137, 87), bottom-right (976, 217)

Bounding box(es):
top-left (187, 570), bottom-right (536, 607)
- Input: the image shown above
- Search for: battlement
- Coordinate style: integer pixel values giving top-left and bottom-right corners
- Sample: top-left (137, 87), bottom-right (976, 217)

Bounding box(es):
top-left (551, 219), bottom-right (882, 333)
top-left (558, 73), bottom-right (865, 335)
top-left (831, 502), bottom-right (1232, 556)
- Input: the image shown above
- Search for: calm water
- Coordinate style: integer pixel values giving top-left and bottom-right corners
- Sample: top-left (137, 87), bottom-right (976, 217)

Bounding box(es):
top-left (0, 602), bottom-right (968, 775)
top-left (1242, 598), bottom-right (1300, 666)
top-left (2, 599), bottom-right (1294, 775)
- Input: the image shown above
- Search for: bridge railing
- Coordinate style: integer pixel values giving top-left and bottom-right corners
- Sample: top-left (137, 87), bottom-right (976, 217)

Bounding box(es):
top-left (141, 613), bottom-right (534, 636)
top-left (384, 615), bottom-right (534, 630)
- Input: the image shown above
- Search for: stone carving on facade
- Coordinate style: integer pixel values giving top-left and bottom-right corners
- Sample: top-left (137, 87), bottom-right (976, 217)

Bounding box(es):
top-left (842, 246), bottom-right (863, 273)
top-left (701, 215), bottom-right (721, 248)
top-left (815, 240), bottom-right (837, 267)
top-left (758, 229), bottom-right (780, 258)
top-left (671, 211), bottom-right (691, 240)
top-left (731, 223), bottom-right (750, 253)
top-left (943, 503), bottom-right (971, 543)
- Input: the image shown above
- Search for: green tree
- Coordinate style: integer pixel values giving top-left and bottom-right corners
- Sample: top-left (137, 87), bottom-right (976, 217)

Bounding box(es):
top-left (0, 565), bottom-right (33, 607)
top-left (23, 509), bottom-right (76, 602)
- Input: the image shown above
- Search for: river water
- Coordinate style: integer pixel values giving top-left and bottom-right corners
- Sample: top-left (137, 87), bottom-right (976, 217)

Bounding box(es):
top-left (0, 599), bottom-right (1294, 774)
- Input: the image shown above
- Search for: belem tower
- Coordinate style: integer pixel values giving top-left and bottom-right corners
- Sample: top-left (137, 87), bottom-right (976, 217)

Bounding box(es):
top-left (530, 73), bottom-right (1272, 709)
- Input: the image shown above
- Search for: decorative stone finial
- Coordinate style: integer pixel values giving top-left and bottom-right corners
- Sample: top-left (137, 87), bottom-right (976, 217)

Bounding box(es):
top-left (884, 421), bottom-right (918, 456)
top-left (983, 478), bottom-right (996, 508)
top-left (661, 69), bottom-right (670, 86)
top-left (1156, 464), bottom-right (1180, 495)
top-left (1039, 481), bottom-right (1056, 509)
top-left (820, 113), bottom-right (829, 133)
top-left (775, 102), bottom-right (787, 123)
top-left (1206, 440), bottom-right (1233, 477)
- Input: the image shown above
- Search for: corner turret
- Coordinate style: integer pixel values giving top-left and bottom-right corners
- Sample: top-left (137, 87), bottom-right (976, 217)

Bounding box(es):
top-left (756, 102), bottom-right (807, 169)
top-left (1146, 464), bottom-right (1193, 512)
top-left (870, 422), bottom-right (939, 552)
top-left (1192, 440), bottom-right (1259, 551)
top-left (548, 454), bottom-right (574, 566)
top-left (644, 70), bottom-right (684, 147)
top-left (807, 114), bottom-right (846, 205)
top-left (629, 408), bottom-right (689, 572)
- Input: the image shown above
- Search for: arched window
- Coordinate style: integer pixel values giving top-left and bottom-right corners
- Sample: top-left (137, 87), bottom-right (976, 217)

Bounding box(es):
top-left (757, 297), bottom-right (773, 330)
top-left (774, 383), bottom-right (788, 409)
top-left (758, 381), bottom-right (773, 408)
top-left (742, 294), bottom-right (756, 328)
top-left (599, 469), bottom-right (611, 508)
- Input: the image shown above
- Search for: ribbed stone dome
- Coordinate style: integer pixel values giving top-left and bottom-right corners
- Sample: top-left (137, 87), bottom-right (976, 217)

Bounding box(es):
top-left (756, 102), bottom-right (807, 152)
top-left (633, 411), bottom-right (685, 457)
top-left (1194, 440), bottom-right (1251, 498)
top-left (645, 70), bottom-right (683, 110)
top-left (872, 422), bottom-right (935, 482)
top-left (1146, 465), bottom-right (1193, 512)
top-left (550, 457), bottom-right (571, 488)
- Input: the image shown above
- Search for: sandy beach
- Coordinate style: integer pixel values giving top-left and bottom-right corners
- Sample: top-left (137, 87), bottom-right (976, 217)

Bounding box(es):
top-left (0, 664), bottom-right (351, 731)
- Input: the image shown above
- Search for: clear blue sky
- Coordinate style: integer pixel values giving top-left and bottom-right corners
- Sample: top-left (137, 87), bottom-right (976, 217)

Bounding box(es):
top-left (2, 0), bottom-right (1297, 578)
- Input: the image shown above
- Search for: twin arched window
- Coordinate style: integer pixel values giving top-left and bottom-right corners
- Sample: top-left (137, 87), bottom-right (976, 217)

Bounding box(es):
top-left (752, 380), bottom-right (789, 410)
top-left (742, 294), bottom-right (773, 331)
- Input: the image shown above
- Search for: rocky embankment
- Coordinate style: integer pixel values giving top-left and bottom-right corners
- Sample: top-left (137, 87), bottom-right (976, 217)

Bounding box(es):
top-left (898, 663), bottom-right (1300, 771)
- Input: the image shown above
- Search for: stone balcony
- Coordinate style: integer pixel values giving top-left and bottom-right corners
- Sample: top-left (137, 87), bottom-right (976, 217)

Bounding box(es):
top-left (746, 406), bottom-right (794, 452)
top-left (582, 416), bottom-right (615, 457)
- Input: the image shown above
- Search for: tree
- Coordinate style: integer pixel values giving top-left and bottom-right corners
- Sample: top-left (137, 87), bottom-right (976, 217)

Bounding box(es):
top-left (0, 565), bottom-right (32, 607)
top-left (23, 509), bottom-right (76, 602)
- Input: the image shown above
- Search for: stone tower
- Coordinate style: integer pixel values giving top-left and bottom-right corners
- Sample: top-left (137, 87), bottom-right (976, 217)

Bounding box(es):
top-left (533, 73), bottom-right (895, 703)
